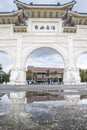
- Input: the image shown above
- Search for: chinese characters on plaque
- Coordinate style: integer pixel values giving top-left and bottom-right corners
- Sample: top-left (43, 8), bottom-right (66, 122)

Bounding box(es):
top-left (34, 25), bottom-right (56, 30)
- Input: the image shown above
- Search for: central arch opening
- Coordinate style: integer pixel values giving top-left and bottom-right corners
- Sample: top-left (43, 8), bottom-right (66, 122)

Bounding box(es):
top-left (26, 47), bottom-right (65, 85)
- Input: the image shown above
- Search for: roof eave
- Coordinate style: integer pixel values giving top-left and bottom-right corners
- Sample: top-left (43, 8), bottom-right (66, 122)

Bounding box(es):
top-left (14, 0), bottom-right (76, 10)
top-left (0, 10), bottom-right (22, 17)
top-left (69, 11), bottom-right (87, 18)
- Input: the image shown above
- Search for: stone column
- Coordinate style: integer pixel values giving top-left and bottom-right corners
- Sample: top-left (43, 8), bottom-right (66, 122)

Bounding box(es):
top-left (9, 92), bottom-right (28, 129)
top-left (63, 36), bottom-right (81, 84)
top-left (10, 92), bottom-right (26, 116)
top-left (65, 95), bottom-right (80, 106)
top-left (9, 36), bottom-right (26, 85)
top-left (10, 67), bottom-right (26, 85)
top-left (16, 36), bottom-right (22, 69)
top-left (64, 68), bottom-right (81, 106)
top-left (64, 68), bottom-right (81, 85)
top-left (63, 36), bottom-right (80, 105)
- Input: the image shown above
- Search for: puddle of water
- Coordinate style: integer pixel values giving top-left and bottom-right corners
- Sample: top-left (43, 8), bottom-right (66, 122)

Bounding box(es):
top-left (0, 94), bottom-right (10, 115)
top-left (78, 99), bottom-right (87, 105)
top-left (25, 100), bottom-right (65, 113)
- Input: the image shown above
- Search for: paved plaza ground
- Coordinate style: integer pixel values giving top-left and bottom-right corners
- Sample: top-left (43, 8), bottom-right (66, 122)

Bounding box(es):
top-left (0, 97), bottom-right (87, 130)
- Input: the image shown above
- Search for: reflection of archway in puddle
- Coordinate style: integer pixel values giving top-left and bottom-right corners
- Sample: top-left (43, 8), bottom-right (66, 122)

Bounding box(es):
top-left (0, 51), bottom-right (13, 73)
top-left (26, 47), bottom-right (65, 69)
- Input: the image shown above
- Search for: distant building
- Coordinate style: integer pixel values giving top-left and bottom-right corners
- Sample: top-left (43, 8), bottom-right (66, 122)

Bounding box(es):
top-left (27, 66), bottom-right (64, 83)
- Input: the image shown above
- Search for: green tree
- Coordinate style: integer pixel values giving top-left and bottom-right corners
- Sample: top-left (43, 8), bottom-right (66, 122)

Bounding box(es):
top-left (3, 73), bottom-right (10, 83)
top-left (80, 69), bottom-right (87, 82)
top-left (0, 64), bottom-right (10, 83)
top-left (50, 71), bottom-right (55, 76)
top-left (26, 71), bottom-right (32, 80)
top-left (50, 71), bottom-right (58, 82)
top-left (46, 69), bottom-right (50, 77)
top-left (0, 64), bottom-right (3, 83)
top-left (0, 64), bottom-right (3, 70)
top-left (53, 77), bottom-right (58, 82)
top-left (32, 72), bottom-right (37, 81)
top-left (54, 71), bottom-right (57, 75)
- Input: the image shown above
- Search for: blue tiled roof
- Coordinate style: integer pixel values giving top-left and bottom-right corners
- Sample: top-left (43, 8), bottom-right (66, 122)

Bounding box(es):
top-left (74, 11), bottom-right (87, 15)
top-left (0, 12), bottom-right (12, 14)
top-left (0, 10), bottom-right (17, 14)
top-left (15, 0), bottom-right (76, 7)
top-left (29, 2), bottom-right (61, 6)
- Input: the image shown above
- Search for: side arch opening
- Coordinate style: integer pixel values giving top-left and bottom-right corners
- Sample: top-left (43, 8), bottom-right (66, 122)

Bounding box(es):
top-left (77, 52), bottom-right (87, 83)
top-left (0, 51), bottom-right (13, 83)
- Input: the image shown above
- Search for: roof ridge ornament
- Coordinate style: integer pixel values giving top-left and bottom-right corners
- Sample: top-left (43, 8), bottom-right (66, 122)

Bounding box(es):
top-left (29, 2), bottom-right (33, 5)
top-left (62, 11), bottom-right (75, 27)
top-left (72, 0), bottom-right (76, 3)
top-left (57, 2), bottom-right (61, 6)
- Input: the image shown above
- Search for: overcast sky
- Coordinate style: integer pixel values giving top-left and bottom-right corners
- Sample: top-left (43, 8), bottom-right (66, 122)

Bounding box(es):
top-left (0, 0), bottom-right (87, 72)
top-left (0, 0), bottom-right (87, 13)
